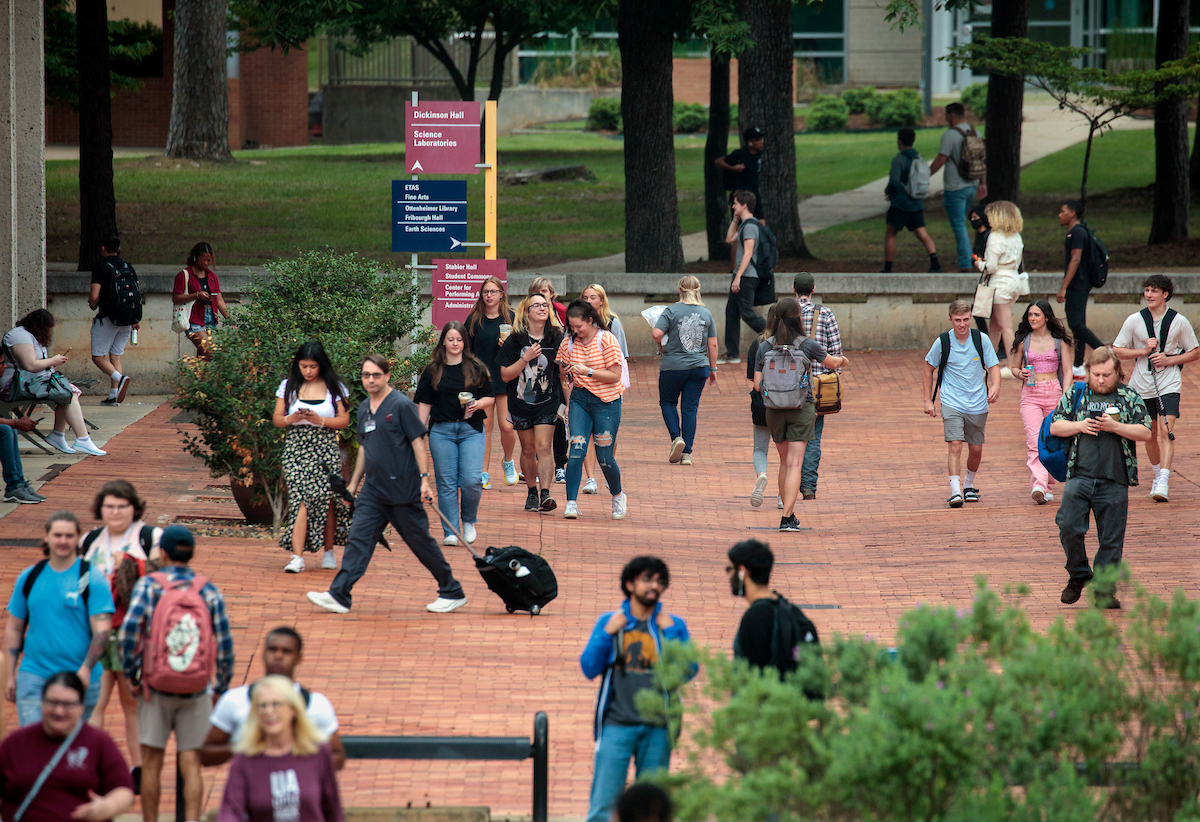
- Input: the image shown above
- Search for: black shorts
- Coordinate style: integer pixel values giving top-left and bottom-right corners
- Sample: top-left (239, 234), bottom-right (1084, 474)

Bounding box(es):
top-left (508, 407), bottom-right (559, 431)
top-left (886, 207), bottom-right (926, 232)
top-left (1145, 392), bottom-right (1181, 420)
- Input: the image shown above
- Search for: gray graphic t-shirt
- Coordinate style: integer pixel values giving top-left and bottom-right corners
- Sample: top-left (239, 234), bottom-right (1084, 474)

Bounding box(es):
top-left (655, 304), bottom-right (717, 372)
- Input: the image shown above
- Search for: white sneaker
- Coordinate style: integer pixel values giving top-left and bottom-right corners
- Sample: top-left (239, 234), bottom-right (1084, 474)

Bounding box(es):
top-left (444, 534), bottom-right (459, 546)
top-left (45, 433), bottom-right (76, 454)
top-left (72, 438), bottom-right (107, 456)
top-left (612, 493), bottom-right (627, 520)
top-left (321, 550), bottom-right (337, 569)
top-left (1151, 477), bottom-right (1169, 502)
top-left (426, 596), bottom-right (467, 614)
top-left (668, 437), bottom-right (685, 464)
top-left (463, 523), bottom-right (477, 544)
top-left (777, 496), bottom-right (784, 510)
top-left (751, 473), bottom-right (768, 507)
top-left (563, 501), bottom-right (579, 519)
top-left (1044, 491), bottom-right (1054, 502)
top-left (306, 591), bottom-right (349, 614)
top-left (503, 459), bottom-right (518, 485)
top-left (284, 555), bottom-right (305, 573)
top-left (1031, 487), bottom-right (1047, 505)
top-left (582, 478), bottom-right (598, 495)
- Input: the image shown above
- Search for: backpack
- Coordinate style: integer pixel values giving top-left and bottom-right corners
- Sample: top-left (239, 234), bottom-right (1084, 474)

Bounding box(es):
top-left (81, 526), bottom-right (157, 609)
top-left (902, 153), bottom-right (931, 199)
top-left (104, 258), bottom-right (144, 326)
top-left (566, 330), bottom-right (630, 390)
top-left (1079, 223), bottom-right (1109, 289)
top-left (19, 560), bottom-right (91, 650)
top-left (1038, 383), bottom-right (1086, 483)
top-left (932, 330), bottom-right (987, 401)
top-left (956, 124), bottom-right (987, 182)
top-left (1139, 307), bottom-right (1178, 372)
top-left (803, 309), bottom-right (843, 415)
top-left (142, 571), bottom-right (216, 695)
top-left (738, 218), bottom-right (779, 280)
top-left (768, 595), bottom-right (820, 681)
top-left (760, 338), bottom-right (815, 410)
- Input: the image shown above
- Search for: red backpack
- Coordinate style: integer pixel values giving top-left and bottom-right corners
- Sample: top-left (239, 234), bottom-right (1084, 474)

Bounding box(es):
top-left (143, 572), bottom-right (215, 695)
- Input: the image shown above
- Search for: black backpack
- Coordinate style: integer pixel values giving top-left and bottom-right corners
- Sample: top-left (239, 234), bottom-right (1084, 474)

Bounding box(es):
top-left (20, 559), bottom-right (91, 650)
top-left (81, 525), bottom-right (155, 558)
top-left (738, 218), bottom-right (779, 307)
top-left (104, 258), bottom-right (144, 326)
top-left (1141, 307), bottom-right (1181, 372)
top-left (1079, 223), bottom-right (1109, 289)
top-left (769, 595), bottom-right (820, 678)
top-left (932, 330), bottom-right (987, 401)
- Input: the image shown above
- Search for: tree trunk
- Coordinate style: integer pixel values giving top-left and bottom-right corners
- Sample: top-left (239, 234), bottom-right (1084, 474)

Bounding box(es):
top-left (618, 0), bottom-right (685, 273)
top-left (982, 0), bottom-right (1027, 204)
top-left (75, 0), bottom-right (118, 271)
top-left (1147, 0), bottom-right (1189, 244)
top-left (737, 0), bottom-right (809, 258)
top-left (1189, 91), bottom-right (1200, 197)
top-left (705, 54), bottom-right (731, 261)
top-left (165, 0), bottom-right (231, 161)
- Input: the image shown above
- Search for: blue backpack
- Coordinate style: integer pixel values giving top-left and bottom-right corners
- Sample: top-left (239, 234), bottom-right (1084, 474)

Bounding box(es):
top-left (1037, 383), bottom-right (1085, 482)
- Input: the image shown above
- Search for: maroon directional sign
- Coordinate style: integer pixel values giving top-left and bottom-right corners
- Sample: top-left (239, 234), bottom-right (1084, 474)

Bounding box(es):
top-left (405, 102), bottom-right (481, 175)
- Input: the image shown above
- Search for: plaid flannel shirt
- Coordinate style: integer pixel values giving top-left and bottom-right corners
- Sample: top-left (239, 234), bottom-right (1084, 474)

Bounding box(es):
top-left (800, 297), bottom-right (842, 375)
top-left (119, 565), bottom-right (234, 694)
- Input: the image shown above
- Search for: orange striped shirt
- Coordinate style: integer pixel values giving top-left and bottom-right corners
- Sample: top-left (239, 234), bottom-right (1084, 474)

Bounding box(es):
top-left (564, 329), bottom-right (625, 402)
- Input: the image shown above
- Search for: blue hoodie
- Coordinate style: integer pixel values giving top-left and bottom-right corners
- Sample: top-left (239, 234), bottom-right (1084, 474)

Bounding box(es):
top-left (580, 599), bottom-right (691, 742)
top-left (885, 147), bottom-right (924, 212)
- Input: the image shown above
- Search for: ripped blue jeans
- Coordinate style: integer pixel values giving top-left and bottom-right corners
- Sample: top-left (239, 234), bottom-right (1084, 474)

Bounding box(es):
top-left (566, 388), bottom-right (622, 501)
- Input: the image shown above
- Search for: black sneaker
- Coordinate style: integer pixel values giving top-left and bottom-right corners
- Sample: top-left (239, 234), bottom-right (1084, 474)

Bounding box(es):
top-left (539, 489), bottom-right (557, 512)
top-left (779, 515), bottom-right (802, 532)
top-left (100, 397), bottom-right (119, 406)
top-left (116, 375), bottom-right (131, 403)
top-left (524, 488), bottom-right (539, 511)
top-left (1061, 578), bottom-right (1085, 604)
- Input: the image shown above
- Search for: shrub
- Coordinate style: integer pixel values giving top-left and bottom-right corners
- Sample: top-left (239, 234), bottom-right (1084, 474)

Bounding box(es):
top-left (805, 94), bottom-right (849, 132)
top-left (841, 85), bottom-right (877, 114)
top-left (868, 87), bottom-right (923, 127)
top-left (673, 101), bottom-right (707, 133)
top-left (729, 103), bottom-right (738, 125)
top-left (173, 249), bottom-right (430, 531)
top-left (962, 82), bottom-right (988, 119)
top-left (586, 96), bottom-right (622, 131)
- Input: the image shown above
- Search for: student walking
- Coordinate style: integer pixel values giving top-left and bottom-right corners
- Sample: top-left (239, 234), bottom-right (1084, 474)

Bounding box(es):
top-left (89, 235), bottom-right (139, 405)
top-left (415, 322), bottom-right (495, 545)
top-left (1010, 301), bottom-right (1074, 504)
top-left (1056, 200), bottom-right (1103, 378)
top-left (652, 276), bottom-right (717, 465)
top-left (272, 341), bottom-right (352, 573)
top-left (928, 103), bottom-right (987, 271)
top-left (559, 301), bottom-right (628, 520)
top-left (747, 307), bottom-right (780, 509)
top-left (580, 284), bottom-right (629, 488)
top-left (922, 300), bottom-right (1001, 508)
top-left (753, 298), bottom-right (848, 531)
top-left (465, 277), bottom-right (515, 490)
top-left (882, 128), bottom-right (940, 273)
top-left (172, 242), bottom-right (230, 360)
top-left (307, 355), bottom-right (467, 615)
top-left (497, 295), bottom-right (563, 513)
top-left (1050, 348), bottom-right (1152, 609)
top-left (721, 191), bottom-right (768, 363)
top-left (727, 539), bottom-right (820, 679)
top-left (792, 273), bottom-right (843, 500)
top-left (580, 557), bottom-right (691, 822)
top-left (1111, 275), bottom-right (1200, 503)
top-left (978, 200), bottom-right (1026, 361)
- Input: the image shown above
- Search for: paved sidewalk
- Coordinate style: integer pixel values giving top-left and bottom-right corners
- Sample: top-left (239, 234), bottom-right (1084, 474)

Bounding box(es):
top-left (1, 355), bottom-right (1196, 817)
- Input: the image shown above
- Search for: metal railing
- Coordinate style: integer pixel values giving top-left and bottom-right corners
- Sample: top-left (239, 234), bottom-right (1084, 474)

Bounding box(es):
top-left (317, 34), bottom-right (515, 89)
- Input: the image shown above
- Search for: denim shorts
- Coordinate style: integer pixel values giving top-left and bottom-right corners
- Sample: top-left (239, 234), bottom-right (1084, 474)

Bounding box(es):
top-left (16, 668), bottom-right (101, 727)
top-left (188, 322), bottom-right (216, 334)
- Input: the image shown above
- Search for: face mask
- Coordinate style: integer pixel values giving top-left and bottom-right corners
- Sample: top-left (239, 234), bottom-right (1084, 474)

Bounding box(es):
top-left (969, 218), bottom-right (984, 231)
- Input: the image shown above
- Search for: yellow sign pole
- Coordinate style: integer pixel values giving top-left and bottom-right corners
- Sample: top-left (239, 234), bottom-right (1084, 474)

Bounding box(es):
top-left (485, 99), bottom-right (497, 260)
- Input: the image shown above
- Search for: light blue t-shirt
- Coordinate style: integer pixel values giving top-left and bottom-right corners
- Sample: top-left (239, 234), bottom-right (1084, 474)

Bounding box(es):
top-left (925, 331), bottom-right (999, 415)
top-left (7, 558), bottom-right (114, 679)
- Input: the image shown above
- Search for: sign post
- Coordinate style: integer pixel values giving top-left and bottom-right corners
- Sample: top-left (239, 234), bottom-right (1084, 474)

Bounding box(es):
top-left (392, 181), bottom-right (468, 253)
top-left (405, 102), bottom-right (481, 175)
top-left (432, 259), bottom-right (507, 327)
top-left (485, 100), bottom-right (497, 260)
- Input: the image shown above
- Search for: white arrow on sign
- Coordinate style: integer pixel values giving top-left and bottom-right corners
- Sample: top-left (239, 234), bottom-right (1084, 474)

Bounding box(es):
top-left (411, 160), bottom-right (424, 172)
top-left (450, 237), bottom-right (462, 249)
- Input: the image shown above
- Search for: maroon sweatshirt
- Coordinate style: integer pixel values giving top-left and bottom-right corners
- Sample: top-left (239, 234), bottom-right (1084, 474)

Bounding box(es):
top-left (217, 744), bottom-right (344, 822)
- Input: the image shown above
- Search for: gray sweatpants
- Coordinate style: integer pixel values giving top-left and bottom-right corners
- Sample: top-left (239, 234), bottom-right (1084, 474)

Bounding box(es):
top-left (1056, 474), bottom-right (1129, 588)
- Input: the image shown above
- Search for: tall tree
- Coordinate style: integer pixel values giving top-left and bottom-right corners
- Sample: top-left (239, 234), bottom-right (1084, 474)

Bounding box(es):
top-left (74, 0), bottom-right (117, 271)
top-left (1191, 91), bottom-right (1200, 194)
top-left (737, 0), bottom-right (808, 258)
top-left (705, 55), bottom-right (731, 261)
top-left (1147, 0), bottom-right (1189, 244)
top-left (166, 0), bottom-right (231, 161)
top-left (618, 0), bottom-right (685, 272)
top-left (982, 0), bottom-right (1027, 203)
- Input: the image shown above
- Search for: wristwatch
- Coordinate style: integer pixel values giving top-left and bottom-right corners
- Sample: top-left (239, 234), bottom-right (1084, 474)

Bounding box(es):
top-left (419, 473), bottom-right (430, 478)
top-left (587, 367), bottom-right (594, 377)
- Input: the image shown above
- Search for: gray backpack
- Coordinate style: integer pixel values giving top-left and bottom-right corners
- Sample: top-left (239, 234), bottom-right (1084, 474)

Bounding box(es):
top-left (760, 338), bottom-right (813, 410)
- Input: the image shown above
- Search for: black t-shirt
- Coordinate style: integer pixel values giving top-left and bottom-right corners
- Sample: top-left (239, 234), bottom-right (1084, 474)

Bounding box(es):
top-left (1064, 225), bottom-right (1090, 291)
top-left (468, 315), bottom-right (506, 389)
top-left (497, 327), bottom-right (564, 416)
top-left (413, 362), bottom-right (494, 432)
top-left (603, 618), bottom-right (663, 727)
top-left (732, 597), bottom-right (777, 669)
top-left (91, 256), bottom-right (133, 320)
top-left (1075, 392), bottom-right (1128, 485)
top-left (357, 390), bottom-right (427, 505)
top-left (725, 148), bottom-right (762, 193)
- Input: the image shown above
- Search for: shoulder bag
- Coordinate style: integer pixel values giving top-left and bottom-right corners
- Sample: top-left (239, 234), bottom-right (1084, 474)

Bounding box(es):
top-left (171, 269), bottom-right (193, 334)
top-left (2, 342), bottom-right (73, 404)
top-left (972, 272), bottom-right (995, 319)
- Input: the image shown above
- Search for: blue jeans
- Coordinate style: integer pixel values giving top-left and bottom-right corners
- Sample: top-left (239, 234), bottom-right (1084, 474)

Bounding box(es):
top-left (428, 421), bottom-right (485, 538)
top-left (942, 184), bottom-right (978, 269)
top-left (566, 389), bottom-right (622, 501)
top-left (0, 425), bottom-right (27, 494)
top-left (800, 414), bottom-right (824, 493)
top-left (658, 367), bottom-right (709, 453)
top-left (586, 724), bottom-right (671, 822)
top-left (16, 668), bottom-right (101, 727)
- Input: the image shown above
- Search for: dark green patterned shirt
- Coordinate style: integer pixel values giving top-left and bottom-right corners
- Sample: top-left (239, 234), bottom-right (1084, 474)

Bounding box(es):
top-left (1051, 383), bottom-right (1151, 486)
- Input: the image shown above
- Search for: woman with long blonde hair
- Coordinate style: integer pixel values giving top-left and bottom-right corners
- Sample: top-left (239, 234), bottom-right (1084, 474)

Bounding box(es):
top-left (465, 276), bottom-right (516, 489)
top-left (530, 277), bottom-right (566, 329)
top-left (217, 675), bottom-right (344, 822)
top-left (979, 200), bottom-right (1025, 366)
top-left (651, 276), bottom-right (717, 465)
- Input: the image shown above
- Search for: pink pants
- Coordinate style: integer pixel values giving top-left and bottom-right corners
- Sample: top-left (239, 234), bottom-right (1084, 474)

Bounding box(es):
top-left (1019, 379), bottom-right (1063, 491)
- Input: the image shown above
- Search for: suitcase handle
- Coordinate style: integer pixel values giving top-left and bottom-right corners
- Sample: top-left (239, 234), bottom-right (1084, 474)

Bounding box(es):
top-left (427, 502), bottom-right (484, 559)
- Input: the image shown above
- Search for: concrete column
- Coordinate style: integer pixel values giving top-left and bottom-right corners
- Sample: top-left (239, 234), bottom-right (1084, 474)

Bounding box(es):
top-left (0, 0), bottom-right (46, 329)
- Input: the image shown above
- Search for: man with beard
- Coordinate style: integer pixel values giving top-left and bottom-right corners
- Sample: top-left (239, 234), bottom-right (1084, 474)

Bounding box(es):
top-left (727, 539), bottom-right (819, 679)
top-left (1050, 346), bottom-right (1151, 609)
top-left (580, 557), bottom-right (690, 822)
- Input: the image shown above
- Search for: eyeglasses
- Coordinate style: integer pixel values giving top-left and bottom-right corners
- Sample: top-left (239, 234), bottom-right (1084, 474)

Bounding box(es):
top-left (361, 371), bottom-right (386, 379)
top-left (482, 289), bottom-right (503, 296)
top-left (528, 302), bottom-right (549, 309)
top-left (42, 698), bottom-right (82, 710)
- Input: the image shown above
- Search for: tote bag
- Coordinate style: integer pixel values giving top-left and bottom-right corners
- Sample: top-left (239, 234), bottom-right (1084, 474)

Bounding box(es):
top-left (972, 274), bottom-right (995, 319)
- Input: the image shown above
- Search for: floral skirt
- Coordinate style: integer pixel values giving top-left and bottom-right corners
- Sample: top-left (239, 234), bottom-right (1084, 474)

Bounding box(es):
top-left (279, 426), bottom-right (350, 552)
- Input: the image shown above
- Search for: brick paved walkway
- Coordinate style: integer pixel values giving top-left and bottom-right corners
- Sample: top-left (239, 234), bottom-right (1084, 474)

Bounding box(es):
top-left (2, 352), bottom-right (1196, 817)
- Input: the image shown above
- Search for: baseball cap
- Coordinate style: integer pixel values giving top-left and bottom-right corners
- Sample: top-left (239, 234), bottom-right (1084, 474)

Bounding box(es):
top-left (793, 272), bottom-right (815, 295)
top-left (160, 525), bottom-right (195, 561)
top-left (743, 127), bottom-right (764, 142)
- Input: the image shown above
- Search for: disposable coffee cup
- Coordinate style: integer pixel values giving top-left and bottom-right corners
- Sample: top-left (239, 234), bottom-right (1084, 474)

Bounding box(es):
top-left (498, 324), bottom-right (513, 343)
top-left (1105, 406), bottom-right (1120, 422)
top-left (459, 392), bottom-right (473, 407)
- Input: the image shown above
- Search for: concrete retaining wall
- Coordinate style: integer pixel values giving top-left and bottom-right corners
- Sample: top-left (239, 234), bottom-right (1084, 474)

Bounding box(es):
top-left (43, 266), bottom-right (1200, 394)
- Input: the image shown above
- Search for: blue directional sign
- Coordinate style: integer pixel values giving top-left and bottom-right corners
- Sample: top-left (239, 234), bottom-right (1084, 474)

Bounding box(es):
top-left (392, 180), bottom-right (468, 253)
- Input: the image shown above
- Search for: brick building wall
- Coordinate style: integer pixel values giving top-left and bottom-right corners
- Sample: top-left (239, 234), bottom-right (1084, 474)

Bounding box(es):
top-left (672, 58), bottom-right (741, 105)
